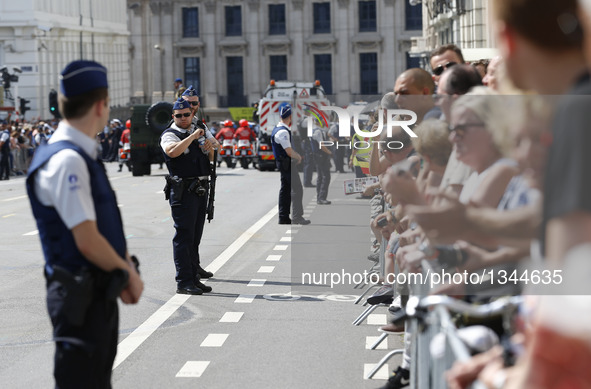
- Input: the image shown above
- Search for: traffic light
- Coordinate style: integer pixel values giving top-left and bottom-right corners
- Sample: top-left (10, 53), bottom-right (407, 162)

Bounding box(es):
top-left (49, 89), bottom-right (60, 118)
top-left (19, 97), bottom-right (30, 116)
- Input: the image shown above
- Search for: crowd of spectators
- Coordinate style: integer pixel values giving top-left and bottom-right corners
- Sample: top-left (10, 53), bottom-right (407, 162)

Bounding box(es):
top-left (0, 116), bottom-right (132, 180)
top-left (344, 0), bottom-right (591, 388)
top-left (0, 119), bottom-right (57, 179)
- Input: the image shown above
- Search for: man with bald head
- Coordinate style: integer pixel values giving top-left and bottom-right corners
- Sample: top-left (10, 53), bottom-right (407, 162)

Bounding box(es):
top-left (394, 68), bottom-right (440, 124)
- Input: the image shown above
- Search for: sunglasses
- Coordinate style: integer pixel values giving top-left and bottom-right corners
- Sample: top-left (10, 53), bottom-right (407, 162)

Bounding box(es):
top-left (190, 101), bottom-right (200, 106)
top-left (174, 112), bottom-right (192, 118)
top-left (433, 62), bottom-right (457, 76)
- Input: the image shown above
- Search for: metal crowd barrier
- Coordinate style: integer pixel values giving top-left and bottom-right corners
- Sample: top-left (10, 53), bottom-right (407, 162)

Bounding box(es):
top-left (367, 260), bottom-right (521, 389)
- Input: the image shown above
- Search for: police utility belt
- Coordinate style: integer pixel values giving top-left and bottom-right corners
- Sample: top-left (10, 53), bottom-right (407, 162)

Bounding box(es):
top-left (163, 175), bottom-right (209, 200)
top-left (44, 256), bottom-right (140, 327)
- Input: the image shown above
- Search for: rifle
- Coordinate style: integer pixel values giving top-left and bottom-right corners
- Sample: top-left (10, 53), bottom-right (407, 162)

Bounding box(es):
top-left (207, 149), bottom-right (217, 222)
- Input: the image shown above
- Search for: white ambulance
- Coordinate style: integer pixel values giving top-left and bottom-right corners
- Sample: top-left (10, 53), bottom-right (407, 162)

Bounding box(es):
top-left (255, 80), bottom-right (331, 171)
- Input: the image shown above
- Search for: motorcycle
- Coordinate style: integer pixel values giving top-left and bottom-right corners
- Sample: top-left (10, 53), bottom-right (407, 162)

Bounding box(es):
top-left (218, 139), bottom-right (236, 168)
top-left (118, 142), bottom-right (132, 172)
top-left (233, 139), bottom-right (254, 169)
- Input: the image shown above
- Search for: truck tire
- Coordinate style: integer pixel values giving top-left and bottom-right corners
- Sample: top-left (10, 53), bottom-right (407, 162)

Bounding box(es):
top-left (146, 101), bottom-right (173, 135)
top-left (132, 161), bottom-right (151, 176)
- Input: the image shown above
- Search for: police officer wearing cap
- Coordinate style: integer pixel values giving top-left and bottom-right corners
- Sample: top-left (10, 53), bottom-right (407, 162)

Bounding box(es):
top-left (271, 104), bottom-right (310, 225)
top-left (181, 85), bottom-right (220, 155)
top-left (26, 60), bottom-right (143, 388)
top-left (160, 98), bottom-right (214, 295)
top-left (174, 77), bottom-right (186, 98)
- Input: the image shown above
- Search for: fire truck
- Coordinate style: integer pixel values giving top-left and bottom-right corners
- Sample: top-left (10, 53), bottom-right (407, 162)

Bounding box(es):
top-left (255, 80), bottom-right (331, 171)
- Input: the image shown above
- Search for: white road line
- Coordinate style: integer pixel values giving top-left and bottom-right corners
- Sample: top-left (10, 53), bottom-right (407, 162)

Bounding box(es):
top-left (366, 336), bottom-right (388, 350)
top-left (285, 229), bottom-right (292, 234)
top-left (367, 314), bottom-right (388, 326)
top-left (176, 361), bottom-right (210, 378)
top-left (257, 266), bottom-right (275, 273)
top-left (200, 333), bottom-right (229, 347)
top-left (113, 206), bottom-right (277, 370)
top-left (113, 294), bottom-right (190, 369)
top-left (23, 230), bottom-right (39, 236)
top-left (3, 213), bottom-right (15, 218)
top-left (155, 190), bottom-right (164, 194)
top-left (273, 245), bottom-right (288, 251)
top-left (248, 279), bottom-right (266, 287)
top-left (219, 312), bottom-right (244, 323)
top-left (2, 195), bottom-right (27, 202)
top-left (265, 255), bottom-right (282, 261)
top-left (205, 206), bottom-right (278, 274)
top-left (280, 237), bottom-right (292, 242)
top-left (234, 294), bottom-right (256, 303)
top-left (363, 363), bottom-right (389, 380)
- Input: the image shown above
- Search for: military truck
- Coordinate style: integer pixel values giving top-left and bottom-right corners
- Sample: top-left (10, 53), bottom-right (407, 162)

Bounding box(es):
top-left (129, 102), bottom-right (173, 176)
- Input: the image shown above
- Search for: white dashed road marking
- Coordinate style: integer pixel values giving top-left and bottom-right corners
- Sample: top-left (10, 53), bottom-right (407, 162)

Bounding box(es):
top-left (367, 314), bottom-right (388, 326)
top-left (234, 294), bottom-right (256, 303)
top-left (280, 237), bottom-right (291, 242)
top-left (113, 206), bottom-right (278, 370)
top-left (363, 363), bottom-right (389, 380)
top-left (366, 336), bottom-right (388, 350)
top-left (176, 361), bottom-right (210, 378)
top-left (248, 279), bottom-right (266, 287)
top-left (219, 312), bottom-right (244, 323)
top-left (257, 266), bottom-right (275, 273)
top-left (266, 255), bottom-right (282, 261)
top-left (23, 230), bottom-right (39, 236)
top-left (200, 334), bottom-right (229, 347)
top-left (273, 245), bottom-right (288, 251)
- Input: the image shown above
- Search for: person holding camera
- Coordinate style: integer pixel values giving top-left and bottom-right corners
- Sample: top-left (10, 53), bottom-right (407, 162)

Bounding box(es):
top-left (26, 60), bottom-right (143, 388)
top-left (160, 98), bottom-right (214, 295)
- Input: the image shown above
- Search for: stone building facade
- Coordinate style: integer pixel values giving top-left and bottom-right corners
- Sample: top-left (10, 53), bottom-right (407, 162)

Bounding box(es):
top-left (410, 0), bottom-right (496, 65)
top-left (128, 0), bottom-right (424, 107)
top-left (0, 0), bottom-right (130, 119)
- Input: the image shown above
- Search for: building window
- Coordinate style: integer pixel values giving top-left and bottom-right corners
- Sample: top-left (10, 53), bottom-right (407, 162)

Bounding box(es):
top-left (182, 8), bottom-right (199, 38)
top-left (226, 56), bottom-right (245, 107)
top-left (313, 3), bottom-right (331, 34)
top-left (405, 1), bottom-right (422, 31)
top-left (269, 4), bottom-right (286, 35)
top-left (270, 55), bottom-right (287, 81)
top-left (360, 53), bottom-right (378, 95)
top-left (405, 52), bottom-right (421, 70)
top-left (314, 54), bottom-right (332, 95)
top-left (184, 57), bottom-right (201, 96)
top-left (225, 5), bottom-right (242, 36)
top-left (358, 1), bottom-right (377, 32)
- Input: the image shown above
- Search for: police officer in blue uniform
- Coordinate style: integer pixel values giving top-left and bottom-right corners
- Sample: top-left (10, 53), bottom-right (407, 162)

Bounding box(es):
top-left (271, 104), bottom-right (310, 225)
top-left (26, 60), bottom-right (143, 388)
top-left (160, 98), bottom-right (214, 295)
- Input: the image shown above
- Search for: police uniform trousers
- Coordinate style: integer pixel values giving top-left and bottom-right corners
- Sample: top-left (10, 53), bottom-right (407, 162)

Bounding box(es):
top-left (279, 159), bottom-right (304, 221)
top-left (46, 279), bottom-right (118, 389)
top-left (315, 154), bottom-right (331, 201)
top-left (0, 151), bottom-right (9, 179)
top-left (170, 182), bottom-right (208, 288)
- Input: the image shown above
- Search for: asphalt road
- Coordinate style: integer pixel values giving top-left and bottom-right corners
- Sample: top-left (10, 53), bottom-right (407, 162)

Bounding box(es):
top-left (0, 161), bottom-right (403, 388)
